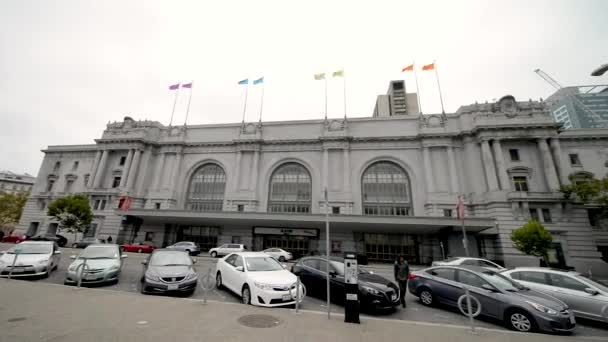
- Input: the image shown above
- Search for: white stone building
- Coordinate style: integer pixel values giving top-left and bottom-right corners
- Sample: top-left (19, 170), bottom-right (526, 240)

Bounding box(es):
top-left (16, 94), bottom-right (608, 275)
top-left (0, 171), bottom-right (35, 195)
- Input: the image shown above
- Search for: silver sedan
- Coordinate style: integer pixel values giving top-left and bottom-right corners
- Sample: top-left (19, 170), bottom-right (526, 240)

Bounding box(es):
top-left (65, 244), bottom-right (127, 285)
top-left (0, 241), bottom-right (61, 278)
top-left (262, 248), bottom-right (292, 262)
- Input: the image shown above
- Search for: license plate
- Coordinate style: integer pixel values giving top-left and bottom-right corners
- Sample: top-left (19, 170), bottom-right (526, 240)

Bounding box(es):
top-left (167, 284), bottom-right (179, 290)
top-left (391, 294), bottom-right (397, 301)
top-left (11, 267), bottom-right (24, 273)
top-left (346, 293), bottom-right (358, 301)
top-left (85, 274), bottom-right (97, 280)
top-left (569, 315), bottom-right (576, 324)
top-left (282, 294), bottom-right (291, 301)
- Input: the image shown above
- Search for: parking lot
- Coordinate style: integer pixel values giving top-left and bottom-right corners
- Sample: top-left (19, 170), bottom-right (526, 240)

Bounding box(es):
top-left (1, 243), bottom-right (607, 338)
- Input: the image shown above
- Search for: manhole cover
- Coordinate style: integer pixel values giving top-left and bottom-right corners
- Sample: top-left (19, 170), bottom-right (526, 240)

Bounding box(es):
top-left (237, 314), bottom-right (281, 328)
top-left (7, 317), bottom-right (26, 323)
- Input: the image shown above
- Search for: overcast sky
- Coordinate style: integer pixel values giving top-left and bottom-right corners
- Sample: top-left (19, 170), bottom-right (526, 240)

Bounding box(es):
top-left (1, 0), bottom-right (607, 176)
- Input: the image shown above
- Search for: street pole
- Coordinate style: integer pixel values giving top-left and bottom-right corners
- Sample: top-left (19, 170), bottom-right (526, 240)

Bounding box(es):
top-left (461, 210), bottom-right (475, 333)
top-left (325, 187), bottom-right (331, 319)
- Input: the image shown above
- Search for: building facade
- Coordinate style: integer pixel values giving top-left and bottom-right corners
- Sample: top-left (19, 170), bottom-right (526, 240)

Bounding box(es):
top-left (16, 95), bottom-right (608, 275)
top-left (0, 171), bottom-right (35, 195)
top-left (546, 85), bottom-right (608, 129)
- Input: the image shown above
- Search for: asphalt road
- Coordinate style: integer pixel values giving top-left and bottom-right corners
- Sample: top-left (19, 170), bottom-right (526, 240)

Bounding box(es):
top-left (1, 243), bottom-right (607, 338)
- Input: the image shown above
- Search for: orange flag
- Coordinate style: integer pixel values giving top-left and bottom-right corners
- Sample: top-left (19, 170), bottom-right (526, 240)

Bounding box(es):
top-left (422, 63), bottom-right (435, 71)
top-left (402, 64), bottom-right (414, 72)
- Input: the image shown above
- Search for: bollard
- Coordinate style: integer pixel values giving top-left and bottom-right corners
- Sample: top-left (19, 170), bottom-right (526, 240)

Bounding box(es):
top-left (291, 276), bottom-right (306, 314)
top-left (295, 277), bottom-right (300, 313)
top-left (458, 291), bottom-right (481, 334)
top-left (76, 259), bottom-right (90, 288)
top-left (199, 267), bottom-right (215, 305)
top-left (7, 249), bottom-right (21, 280)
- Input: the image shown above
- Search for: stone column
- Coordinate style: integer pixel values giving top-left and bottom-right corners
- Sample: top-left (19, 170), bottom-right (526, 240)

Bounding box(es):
top-left (550, 138), bottom-right (567, 185)
top-left (119, 149), bottom-right (134, 187)
top-left (126, 149), bottom-right (142, 190)
top-left (234, 151), bottom-right (242, 192)
top-left (538, 138), bottom-right (560, 190)
top-left (249, 150), bottom-right (260, 191)
top-left (322, 148), bottom-right (329, 191)
top-left (89, 150), bottom-right (102, 188)
top-left (152, 152), bottom-right (166, 191)
top-left (447, 146), bottom-right (459, 193)
top-left (422, 146), bottom-right (435, 193)
top-left (492, 140), bottom-right (510, 190)
top-left (343, 147), bottom-right (351, 192)
top-left (480, 140), bottom-right (499, 191)
top-left (93, 150), bottom-right (109, 188)
top-left (171, 151), bottom-right (183, 192)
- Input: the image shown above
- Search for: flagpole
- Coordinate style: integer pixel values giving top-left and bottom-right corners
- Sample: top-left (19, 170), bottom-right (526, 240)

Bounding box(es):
top-left (169, 85), bottom-right (180, 127)
top-left (259, 82), bottom-right (265, 124)
top-left (324, 77), bottom-right (328, 121)
top-left (242, 83), bottom-right (249, 123)
top-left (183, 81), bottom-right (194, 126)
top-left (413, 62), bottom-right (423, 115)
top-left (434, 61), bottom-right (445, 114)
top-left (343, 68), bottom-right (347, 119)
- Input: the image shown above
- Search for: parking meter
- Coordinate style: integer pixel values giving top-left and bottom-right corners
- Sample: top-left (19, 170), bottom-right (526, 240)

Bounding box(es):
top-left (344, 252), bottom-right (360, 324)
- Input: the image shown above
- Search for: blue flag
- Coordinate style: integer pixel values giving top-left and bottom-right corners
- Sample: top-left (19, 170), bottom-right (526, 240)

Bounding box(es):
top-left (253, 77), bottom-right (264, 85)
top-left (238, 79), bottom-right (248, 85)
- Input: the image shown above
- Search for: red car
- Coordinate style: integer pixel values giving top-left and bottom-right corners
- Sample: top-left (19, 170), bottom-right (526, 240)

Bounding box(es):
top-left (2, 235), bottom-right (27, 244)
top-left (120, 243), bottom-right (156, 253)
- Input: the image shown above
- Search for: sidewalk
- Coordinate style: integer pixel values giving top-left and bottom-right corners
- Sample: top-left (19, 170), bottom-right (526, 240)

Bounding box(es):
top-left (0, 280), bottom-right (598, 342)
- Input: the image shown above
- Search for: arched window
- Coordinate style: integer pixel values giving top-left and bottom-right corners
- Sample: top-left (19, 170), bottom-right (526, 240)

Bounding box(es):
top-left (361, 161), bottom-right (412, 216)
top-left (186, 164), bottom-right (226, 211)
top-left (268, 163), bottom-right (312, 214)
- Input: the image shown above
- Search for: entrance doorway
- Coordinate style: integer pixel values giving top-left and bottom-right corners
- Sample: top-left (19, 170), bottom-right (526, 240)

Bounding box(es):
top-left (263, 236), bottom-right (311, 259)
top-left (547, 242), bottom-right (567, 269)
top-left (176, 226), bottom-right (220, 252)
top-left (364, 233), bottom-right (418, 263)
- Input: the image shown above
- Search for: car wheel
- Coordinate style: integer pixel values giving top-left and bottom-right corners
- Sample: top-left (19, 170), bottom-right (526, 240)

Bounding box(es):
top-left (506, 309), bottom-right (536, 332)
top-left (279, 256), bottom-right (286, 262)
top-left (211, 251), bottom-right (217, 258)
top-left (72, 243), bottom-right (78, 248)
top-left (141, 284), bottom-right (149, 294)
top-left (216, 272), bottom-right (223, 289)
top-left (242, 285), bottom-right (251, 305)
top-left (419, 288), bottom-right (434, 306)
top-left (137, 248), bottom-right (143, 253)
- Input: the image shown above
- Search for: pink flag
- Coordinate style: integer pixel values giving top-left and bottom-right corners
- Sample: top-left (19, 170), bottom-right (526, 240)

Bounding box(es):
top-left (169, 83), bottom-right (180, 90)
top-left (456, 195), bottom-right (465, 221)
top-left (182, 83), bottom-right (193, 88)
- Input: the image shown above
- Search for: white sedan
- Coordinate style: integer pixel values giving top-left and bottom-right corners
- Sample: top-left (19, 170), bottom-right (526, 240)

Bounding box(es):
top-left (262, 248), bottom-right (293, 262)
top-left (215, 252), bottom-right (304, 307)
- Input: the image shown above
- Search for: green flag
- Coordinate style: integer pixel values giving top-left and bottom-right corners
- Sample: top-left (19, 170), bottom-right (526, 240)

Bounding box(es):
top-left (314, 73), bottom-right (326, 80)
top-left (332, 70), bottom-right (344, 77)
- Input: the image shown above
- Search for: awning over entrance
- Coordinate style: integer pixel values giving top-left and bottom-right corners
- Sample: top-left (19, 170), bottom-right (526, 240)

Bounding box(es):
top-left (118, 209), bottom-right (496, 234)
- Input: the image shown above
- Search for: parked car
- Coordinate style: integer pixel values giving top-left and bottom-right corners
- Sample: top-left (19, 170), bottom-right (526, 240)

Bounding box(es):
top-left (209, 244), bottom-right (245, 258)
top-left (408, 265), bottom-right (575, 333)
top-left (121, 242), bottom-right (156, 253)
top-left (64, 244), bottom-right (127, 285)
top-left (215, 252), bottom-right (303, 307)
top-left (262, 248), bottom-right (293, 262)
top-left (29, 234), bottom-right (68, 247)
top-left (0, 241), bottom-right (61, 278)
top-left (141, 249), bottom-right (198, 296)
top-left (72, 237), bottom-right (103, 249)
top-left (166, 241), bottom-right (200, 256)
top-left (292, 256), bottom-right (400, 312)
top-left (432, 257), bottom-right (505, 271)
top-left (501, 267), bottom-right (608, 323)
top-left (1, 235), bottom-right (28, 244)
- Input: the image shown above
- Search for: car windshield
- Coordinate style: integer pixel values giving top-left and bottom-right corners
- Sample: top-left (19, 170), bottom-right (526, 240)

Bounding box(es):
top-left (245, 256), bottom-right (283, 272)
top-left (480, 271), bottom-right (524, 292)
top-left (7, 243), bottom-right (51, 254)
top-left (579, 274), bottom-right (608, 292)
top-left (149, 251), bottom-right (192, 266)
top-left (80, 246), bottom-right (118, 259)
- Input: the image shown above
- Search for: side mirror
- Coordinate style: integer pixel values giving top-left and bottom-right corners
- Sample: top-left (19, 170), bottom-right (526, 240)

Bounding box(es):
top-left (192, 258), bottom-right (197, 264)
top-left (329, 270), bottom-right (337, 278)
top-left (584, 288), bottom-right (599, 296)
top-left (0, 251), bottom-right (5, 255)
top-left (482, 284), bottom-right (498, 292)
top-left (121, 255), bottom-right (128, 259)
top-left (235, 266), bottom-right (244, 272)
top-left (141, 260), bottom-right (147, 265)
top-left (70, 255), bottom-right (77, 260)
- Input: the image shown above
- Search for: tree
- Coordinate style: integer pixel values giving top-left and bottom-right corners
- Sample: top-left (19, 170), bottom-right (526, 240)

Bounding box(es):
top-left (560, 174), bottom-right (608, 225)
top-left (511, 219), bottom-right (553, 264)
top-left (0, 191), bottom-right (30, 228)
top-left (47, 194), bottom-right (93, 240)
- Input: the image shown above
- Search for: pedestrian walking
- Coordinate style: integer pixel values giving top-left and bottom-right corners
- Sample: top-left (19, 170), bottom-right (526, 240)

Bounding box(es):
top-left (107, 235), bottom-right (113, 244)
top-left (394, 255), bottom-right (410, 308)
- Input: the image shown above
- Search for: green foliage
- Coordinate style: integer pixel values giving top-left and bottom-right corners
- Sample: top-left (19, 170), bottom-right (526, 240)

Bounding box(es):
top-left (560, 174), bottom-right (608, 219)
top-left (0, 191), bottom-right (30, 227)
top-left (47, 194), bottom-right (93, 236)
top-left (511, 220), bottom-right (553, 258)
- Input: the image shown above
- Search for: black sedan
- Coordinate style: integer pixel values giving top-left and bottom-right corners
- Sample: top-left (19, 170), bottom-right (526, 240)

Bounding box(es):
top-left (29, 234), bottom-right (68, 247)
top-left (292, 256), bottom-right (400, 312)
top-left (72, 237), bottom-right (103, 249)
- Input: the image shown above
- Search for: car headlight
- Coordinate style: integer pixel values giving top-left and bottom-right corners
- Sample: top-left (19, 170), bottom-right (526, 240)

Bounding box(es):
top-left (38, 259), bottom-right (49, 265)
top-left (145, 274), bottom-right (160, 281)
top-left (68, 264), bottom-right (78, 272)
top-left (254, 282), bottom-right (274, 290)
top-left (109, 264), bottom-right (120, 271)
top-left (526, 301), bottom-right (558, 315)
top-left (361, 285), bottom-right (380, 295)
top-left (185, 273), bottom-right (198, 280)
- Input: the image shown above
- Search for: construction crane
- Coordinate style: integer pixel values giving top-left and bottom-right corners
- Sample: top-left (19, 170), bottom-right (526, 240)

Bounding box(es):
top-left (534, 69), bottom-right (607, 127)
